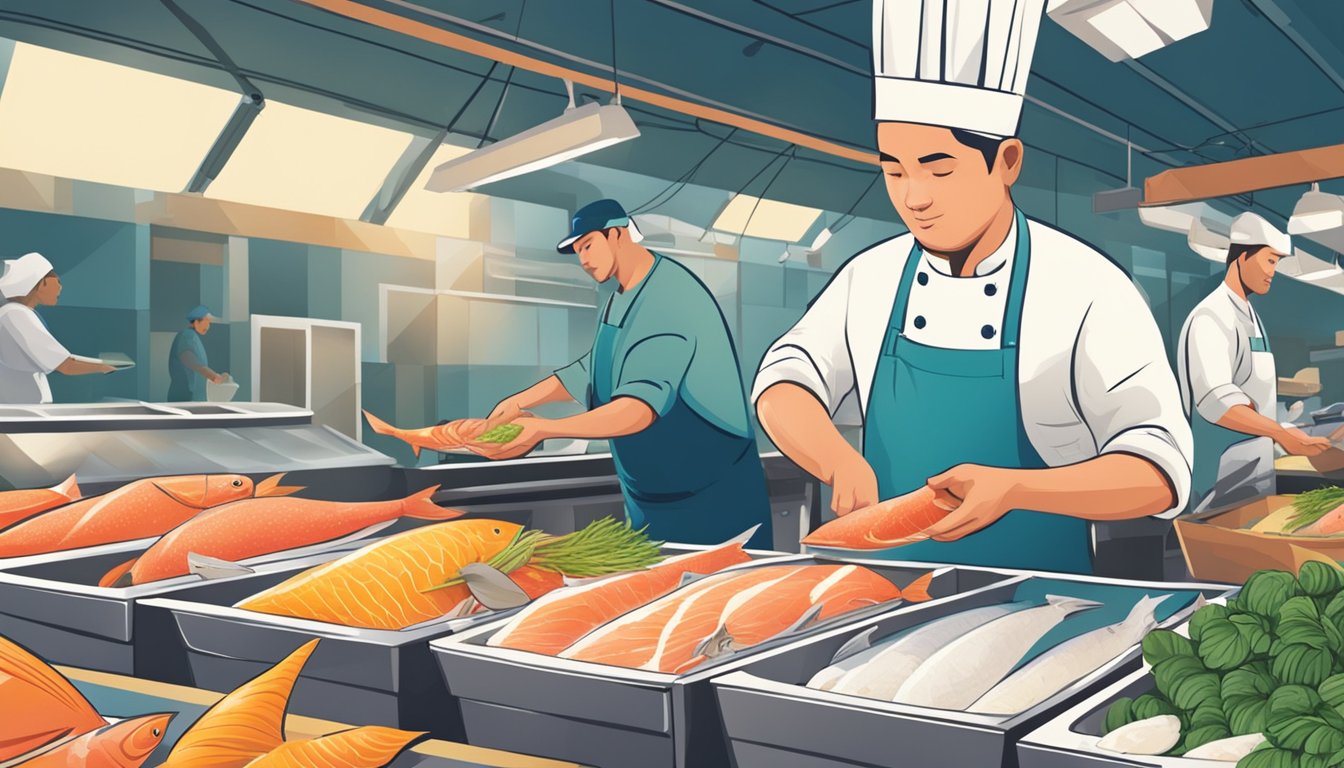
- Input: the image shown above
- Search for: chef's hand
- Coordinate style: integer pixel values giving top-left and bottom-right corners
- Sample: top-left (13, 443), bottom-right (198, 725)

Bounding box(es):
top-left (922, 464), bottom-right (1021, 541)
top-left (827, 452), bottom-right (879, 517)
top-left (1277, 427), bottom-right (1331, 457)
top-left (468, 416), bottom-right (548, 460)
top-left (482, 399), bottom-right (526, 433)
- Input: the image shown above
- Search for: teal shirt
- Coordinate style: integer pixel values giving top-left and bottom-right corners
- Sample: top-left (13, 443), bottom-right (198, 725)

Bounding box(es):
top-left (168, 328), bottom-right (208, 401)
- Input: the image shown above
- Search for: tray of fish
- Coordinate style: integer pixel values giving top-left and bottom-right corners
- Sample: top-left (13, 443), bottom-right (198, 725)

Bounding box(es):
top-left (145, 518), bottom-right (791, 741)
top-left (710, 569), bottom-right (1233, 768)
top-left (429, 554), bottom-right (1011, 768)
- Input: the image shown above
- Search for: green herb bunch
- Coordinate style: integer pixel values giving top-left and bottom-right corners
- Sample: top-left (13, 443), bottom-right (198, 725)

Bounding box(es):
top-left (1103, 562), bottom-right (1344, 767)
top-left (477, 423), bottom-right (525, 444)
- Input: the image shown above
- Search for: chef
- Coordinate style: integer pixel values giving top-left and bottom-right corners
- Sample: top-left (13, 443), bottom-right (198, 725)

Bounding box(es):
top-left (465, 199), bottom-right (773, 549)
top-left (751, 0), bottom-right (1193, 573)
top-left (0, 252), bottom-right (115, 404)
top-left (168, 305), bottom-right (226, 401)
top-left (1178, 213), bottom-right (1328, 513)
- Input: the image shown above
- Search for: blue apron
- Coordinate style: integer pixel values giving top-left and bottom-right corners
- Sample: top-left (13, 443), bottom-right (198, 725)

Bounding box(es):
top-left (1189, 334), bottom-right (1275, 513)
top-left (167, 329), bottom-right (208, 401)
top-left (591, 302), bottom-right (773, 550)
top-left (858, 210), bottom-right (1092, 573)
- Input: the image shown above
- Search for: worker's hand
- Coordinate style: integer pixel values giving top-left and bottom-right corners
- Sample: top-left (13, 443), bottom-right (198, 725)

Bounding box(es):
top-left (483, 398), bottom-right (526, 433)
top-left (1278, 427), bottom-right (1331, 457)
top-left (208, 373), bottom-right (226, 385)
top-left (922, 464), bottom-right (1021, 542)
top-left (826, 452), bottom-right (879, 517)
top-left (467, 416), bottom-right (548, 461)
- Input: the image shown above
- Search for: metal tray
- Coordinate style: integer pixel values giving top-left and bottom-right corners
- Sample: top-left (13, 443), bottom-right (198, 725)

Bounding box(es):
top-left (711, 572), bottom-right (1232, 768)
top-left (431, 557), bottom-right (1012, 768)
top-left (145, 543), bottom-right (786, 741)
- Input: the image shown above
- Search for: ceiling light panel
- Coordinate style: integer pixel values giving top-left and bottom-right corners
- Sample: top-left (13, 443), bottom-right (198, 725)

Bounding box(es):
top-left (384, 143), bottom-right (482, 236)
top-left (712, 194), bottom-right (822, 242)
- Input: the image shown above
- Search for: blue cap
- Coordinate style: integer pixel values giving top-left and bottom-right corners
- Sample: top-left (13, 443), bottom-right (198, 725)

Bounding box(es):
top-left (187, 305), bottom-right (217, 322)
top-left (557, 199), bottom-right (644, 253)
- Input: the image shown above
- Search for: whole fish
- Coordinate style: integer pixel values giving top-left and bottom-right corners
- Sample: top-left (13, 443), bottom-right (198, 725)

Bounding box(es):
top-left (802, 487), bottom-right (957, 550)
top-left (0, 475), bottom-right (80, 532)
top-left (893, 595), bottom-right (1101, 710)
top-left (237, 517), bottom-right (662, 630)
top-left (20, 713), bottom-right (173, 768)
top-left (0, 474), bottom-right (300, 558)
top-left (811, 600), bottom-right (1034, 699)
top-left (0, 633), bottom-right (106, 761)
top-left (161, 639), bottom-right (422, 768)
top-left (967, 595), bottom-right (1169, 716)
top-left (100, 486), bottom-right (462, 587)
top-left (363, 411), bottom-right (472, 456)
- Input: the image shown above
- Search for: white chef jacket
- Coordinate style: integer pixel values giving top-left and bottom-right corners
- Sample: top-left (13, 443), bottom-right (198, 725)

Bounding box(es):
top-left (0, 302), bottom-right (69, 404)
top-left (1176, 283), bottom-right (1274, 423)
top-left (752, 217), bottom-right (1193, 517)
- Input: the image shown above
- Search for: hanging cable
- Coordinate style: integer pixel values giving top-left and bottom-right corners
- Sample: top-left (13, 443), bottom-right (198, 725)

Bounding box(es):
top-left (609, 0), bottom-right (622, 104)
top-left (738, 146), bottom-right (796, 238)
top-left (628, 127), bottom-right (740, 214)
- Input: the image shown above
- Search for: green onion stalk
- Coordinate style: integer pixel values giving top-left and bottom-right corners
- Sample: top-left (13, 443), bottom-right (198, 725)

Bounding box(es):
top-left (1287, 486), bottom-right (1344, 531)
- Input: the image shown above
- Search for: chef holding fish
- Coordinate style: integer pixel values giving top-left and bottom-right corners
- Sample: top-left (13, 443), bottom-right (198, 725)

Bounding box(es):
top-left (753, 0), bottom-right (1193, 573)
top-left (1177, 213), bottom-right (1329, 514)
top-left (459, 199), bottom-right (774, 550)
top-left (0, 251), bottom-right (115, 404)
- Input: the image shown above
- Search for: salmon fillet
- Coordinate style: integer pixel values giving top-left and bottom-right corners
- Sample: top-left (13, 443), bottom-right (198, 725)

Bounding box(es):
top-left (802, 486), bottom-right (956, 550)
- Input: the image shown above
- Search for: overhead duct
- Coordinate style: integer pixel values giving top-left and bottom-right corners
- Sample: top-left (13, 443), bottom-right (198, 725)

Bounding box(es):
top-left (1047, 0), bottom-right (1214, 62)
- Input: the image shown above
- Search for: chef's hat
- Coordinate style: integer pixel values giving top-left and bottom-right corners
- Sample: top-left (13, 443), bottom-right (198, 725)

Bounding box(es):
top-left (873, 0), bottom-right (1049, 138)
top-left (0, 252), bottom-right (54, 299)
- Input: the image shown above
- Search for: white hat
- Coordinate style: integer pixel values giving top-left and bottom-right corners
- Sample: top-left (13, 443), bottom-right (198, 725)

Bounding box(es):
top-left (0, 252), bottom-right (54, 299)
top-left (1229, 212), bottom-right (1291, 255)
top-left (873, 0), bottom-right (1048, 137)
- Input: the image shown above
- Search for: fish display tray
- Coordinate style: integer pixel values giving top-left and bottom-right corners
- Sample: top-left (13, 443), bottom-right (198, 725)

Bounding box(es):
top-left (0, 537), bottom-right (371, 684)
top-left (710, 570), bottom-right (1233, 768)
top-left (145, 544), bottom-right (789, 742)
top-left (430, 557), bottom-right (1011, 768)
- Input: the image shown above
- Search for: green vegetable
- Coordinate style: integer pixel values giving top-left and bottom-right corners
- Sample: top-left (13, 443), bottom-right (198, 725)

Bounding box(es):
top-left (1288, 487), bottom-right (1344, 532)
top-left (1178, 724), bottom-right (1232, 755)
top-left (1230, 611), bottom-right (1275, 657)
top-left (1320, 675), bottom-right (1344, 714)
top-left (1241, 747), bottom-right (1306, 768)
top-left (477, 423), bottom-right (524, 444)
top-left (1227, 695), bottom-right (1271, 736)
top-left (1238, 570), bottom-right (1300, 619)
top-left (1273, 644), bottom-right (1335, 687)
top-left (1302, 562), bottom-right (1344, 597)
top-left (1200, 617), bottom-right (1253, 670)
top-left (1102, 696), bottom-right (1133, 735)
top-left (1143, 629), bottom-right (1196, 666)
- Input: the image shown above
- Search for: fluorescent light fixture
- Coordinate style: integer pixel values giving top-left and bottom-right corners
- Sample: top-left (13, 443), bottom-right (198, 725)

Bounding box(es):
top-left (427, 102), bottom-right (640, 193)
top-left (206, 101), bottom-right (414, 220)
top-left (1049, 0), bottom-right (1212, 62)
top-left (713, 194), bottom-right (822, 242)
top-left (0, 42), bottom-right (239, 192)
top-left (1138, 202), bottom-right (1224, 234)
top-left (383, 143), bottom-right (483, 236)
top-left (1288, 184), bottom-right (1344, 235)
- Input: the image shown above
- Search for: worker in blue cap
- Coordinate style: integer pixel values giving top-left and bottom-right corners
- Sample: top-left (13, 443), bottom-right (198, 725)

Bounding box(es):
top-left (465, 199), bottom-right (773, 549)
top-left (167, 304), bottom-right (226, 401)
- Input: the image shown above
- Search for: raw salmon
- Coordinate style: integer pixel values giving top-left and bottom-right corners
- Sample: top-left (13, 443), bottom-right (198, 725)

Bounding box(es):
top-left (21, 713), bottom-right (173, 768)
top-left (100, 486), bottom-right (462, 587)
top-left (0, 475), bottom-right (80, 531)
top-left (363, 411), bottom-right (470, 457)
top-left (236, 518), bottom-right (662, 630)
top-left (802, 486), bottom-right (958, 550)
top-left (0, 474), bottom-right (300, 558)
top-left (489, 531), bottom-right (756, 655)
top-left (562, 565), bottom-right (920, 674)
top-left (1295, 502), bottom-right (1344, 536)
top-left (239, 726), bottom-right (423, 767)
top-left (0, 633), bottom-right (106, 761)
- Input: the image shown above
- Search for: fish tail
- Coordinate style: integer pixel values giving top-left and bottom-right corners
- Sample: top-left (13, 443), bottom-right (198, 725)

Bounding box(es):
top-left (53, 474), bottom-right (81, 501)
top-left (401, 485), bottom-right (462, 520)
top-left (252, 726), bottom-right (425, 767)
top-left (899, 571), bottom-right (934, 603)
top-left (363, 410), bottom-right (401, 438)
top-left (99, 557), bottom-right (138, 588)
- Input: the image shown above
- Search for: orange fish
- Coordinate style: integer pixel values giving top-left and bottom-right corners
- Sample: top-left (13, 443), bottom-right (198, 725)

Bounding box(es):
top-left (363, 411), bottom-right (472, 457)
top-left (161, 639), bottom-right (421, 768)
top-left (20, 713), bottom-right (173, 768)
top-left (0, 633), bottom-right (107, 761)
top-left (802, 486), bottom-right (958, 550)
top-left (0, 474), bottom-right (81, 532)
top-left (100, 486), bottom-right (462, 587)
top-left (0, 474), bottom-right (300, 559)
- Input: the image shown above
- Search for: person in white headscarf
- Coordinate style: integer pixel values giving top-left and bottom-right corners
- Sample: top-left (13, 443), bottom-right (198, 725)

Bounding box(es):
top-left (0, 252), bottom-right (114, 404)
top-left (751, 0), bottom-right (1192, 573)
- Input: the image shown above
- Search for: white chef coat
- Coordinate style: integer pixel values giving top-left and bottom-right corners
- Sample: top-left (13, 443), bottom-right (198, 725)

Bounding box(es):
top-left (905, 216), bottom-right (1016, 350)
top-left (752, 217), bottom-right (1193, 517)
top-left (1177, 283), bottom-right (1275, 423)
top-left (0, 302), bottom-right (69, 404)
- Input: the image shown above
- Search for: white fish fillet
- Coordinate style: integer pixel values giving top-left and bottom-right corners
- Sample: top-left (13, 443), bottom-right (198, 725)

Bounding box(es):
top-left (893, 595), bottom-right (1100, 710)
top-left (812, 601), bottom-right (1033, 699)
top-left (967, 594), bottom-right (1170, 715)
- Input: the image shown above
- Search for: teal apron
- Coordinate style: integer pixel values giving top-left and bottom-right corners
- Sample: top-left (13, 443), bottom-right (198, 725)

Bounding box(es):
top-left (858, 210), bottom-right (1092, 573)
top-left (591, 300), bottom-right (773, 550)
top-left (1188, 334), bottom-right (1276, 513)
top-left (167, 329), bottom-right (208, 401)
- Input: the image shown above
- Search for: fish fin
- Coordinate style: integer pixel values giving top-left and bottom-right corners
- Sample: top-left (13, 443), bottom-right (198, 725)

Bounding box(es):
top-left (52, 474), bottom-right (81, 501)
top-left (1045, 594), bottom-right (1104, 613)
top-left (0, 634), bottom-right (104, 751)
top-left (166, 639), bottom-right (319, 766)
top-left (152, 476), bottom-right (211, 508)
top-left (99, 557), bottom-right (138, 589)
top-left (249, 727), bottom-right (425, 768)
top-left (678, 571), bottom-right (709, 589)
top-left (254, 473), bottom-right (304, 498)
top-left (412, 444), bottom-right (422, 458)
top-left (694, 623), bottom-right (736, 660)
top-left (402, 485), bottom-right (461, 520)
top-left (457, 563), bottom-right (531, 611)
top-left (831, 627), bottom-right (879, 665)
top-left (1127, 594), bottom-right (1174, 629)
top-left (783, 603), bottom-right (826, 637)
top-left (722, 524), bottom-right (761, 549)
top-left (362, 410), bottom-right (400, 437)
top-left (899, 571), bottom-right (934, 603)
top-left (187, 552), bottom-right (256, 580)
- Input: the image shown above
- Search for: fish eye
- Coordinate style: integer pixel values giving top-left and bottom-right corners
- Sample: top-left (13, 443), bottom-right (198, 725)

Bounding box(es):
top-left (152, 728), bottom-right (161, 736)
top-left (493, 528), bottom-right (501, 535)
top-left (231, 479), bottom-right (243, 487)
